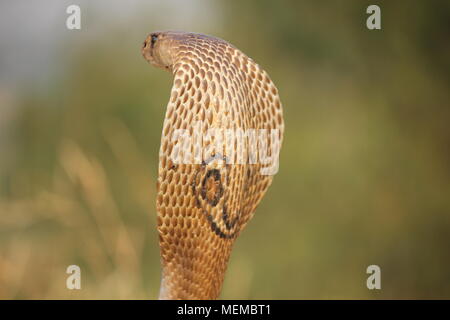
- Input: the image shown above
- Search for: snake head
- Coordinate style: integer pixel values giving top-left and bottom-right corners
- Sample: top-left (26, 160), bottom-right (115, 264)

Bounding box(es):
top-left (142, 31), bottom-right (184, 72)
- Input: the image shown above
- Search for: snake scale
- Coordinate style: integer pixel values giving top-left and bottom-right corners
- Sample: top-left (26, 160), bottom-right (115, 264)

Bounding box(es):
top-left (142, 31), bottom-right (284, 299)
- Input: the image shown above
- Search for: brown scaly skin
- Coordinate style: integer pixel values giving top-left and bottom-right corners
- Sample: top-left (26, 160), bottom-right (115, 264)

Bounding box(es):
top-left (142, 31), bottom-right (284, 299)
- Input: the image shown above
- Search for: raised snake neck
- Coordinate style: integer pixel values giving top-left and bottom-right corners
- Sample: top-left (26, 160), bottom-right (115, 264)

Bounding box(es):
top-left (142, 31), bottom-right (284, 299)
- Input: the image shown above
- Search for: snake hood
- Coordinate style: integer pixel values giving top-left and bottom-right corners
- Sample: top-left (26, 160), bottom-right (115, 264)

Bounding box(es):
top-left (142, 31), bottom-right (284, 299)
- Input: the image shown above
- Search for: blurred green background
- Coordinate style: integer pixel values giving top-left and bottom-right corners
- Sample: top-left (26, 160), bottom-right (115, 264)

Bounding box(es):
top-left (0, 0), bottom-right (449, 299)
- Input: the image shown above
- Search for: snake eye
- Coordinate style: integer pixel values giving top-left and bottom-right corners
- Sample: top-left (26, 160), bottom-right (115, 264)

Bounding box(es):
top-left (151, 34), bottom-right (158, 47)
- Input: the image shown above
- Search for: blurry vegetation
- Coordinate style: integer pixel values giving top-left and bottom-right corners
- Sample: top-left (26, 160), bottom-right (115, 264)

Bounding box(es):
top-left (0, 0), bottom-right (449, 299)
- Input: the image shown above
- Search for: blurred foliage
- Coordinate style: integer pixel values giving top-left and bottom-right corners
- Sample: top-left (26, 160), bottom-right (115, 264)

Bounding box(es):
top-left (0, 0), bottom-right (449, 299)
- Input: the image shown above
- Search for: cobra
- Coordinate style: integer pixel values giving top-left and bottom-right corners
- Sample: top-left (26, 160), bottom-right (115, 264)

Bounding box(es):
top-left (142, 31), bottom-right (284, 299)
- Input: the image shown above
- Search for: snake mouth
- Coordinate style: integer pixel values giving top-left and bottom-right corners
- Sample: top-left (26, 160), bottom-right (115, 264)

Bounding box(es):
top-left (141, 35), bottom-right (153, 63)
